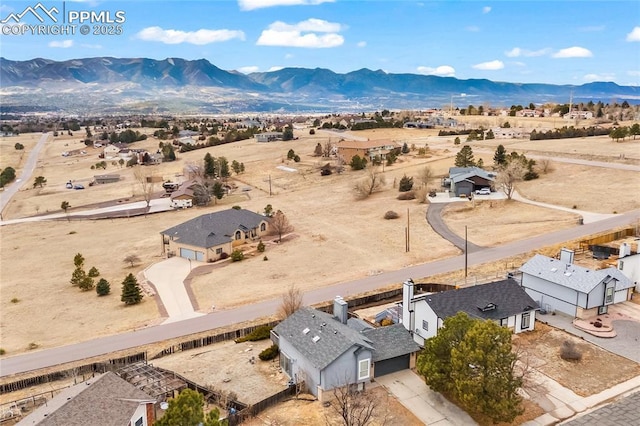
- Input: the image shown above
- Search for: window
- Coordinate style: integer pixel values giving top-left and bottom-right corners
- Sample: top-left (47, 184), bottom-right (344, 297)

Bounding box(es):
top-left (358, 359), bottom-right (370, 381)
top-left (605, 286), bottom-right (614, 304)
top-left (422, 320), bottom-right (428, 331)
top-left (235, 230), bottom-right (242, 240)
top-left (598, 305), bottom-right (608, 315)
top-left (134, 418), bottom-right (143, 426)
top-left (619, 261), bottom-right (624, 270)
top-left (216, 247), bottom-right (223, 255)
top-left (500, 318), bottom-right (508, 327)
top-left (260, 223), bottom-right (266, 232)
top-left (280, 353), bottom-right (292, 377)
top-left (521, 313), bottom-right (531, 329)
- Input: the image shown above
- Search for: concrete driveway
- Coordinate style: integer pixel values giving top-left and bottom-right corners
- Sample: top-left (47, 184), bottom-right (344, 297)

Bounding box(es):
top-left (144, 257), bottom-right (205, 324)
top-left (375, 369), bottom-right (477, 425)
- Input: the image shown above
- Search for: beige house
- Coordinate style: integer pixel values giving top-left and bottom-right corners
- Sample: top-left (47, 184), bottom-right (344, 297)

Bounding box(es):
top-left (102, 144), bottom-right (121, 159)
top-left (336, 139), bottom-right (400, 164)
top-left (160, 208), bottom-right (270, 262)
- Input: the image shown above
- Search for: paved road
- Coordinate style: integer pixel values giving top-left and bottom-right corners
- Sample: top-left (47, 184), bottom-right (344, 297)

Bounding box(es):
top-left (1, 209), bottom-right (639, 377)
top-left (562, 391), bottom-right (640, 426)
top-left (426, 203), bottom-right (483, 253)
top-left (0, 132), bottom-right (50, 215)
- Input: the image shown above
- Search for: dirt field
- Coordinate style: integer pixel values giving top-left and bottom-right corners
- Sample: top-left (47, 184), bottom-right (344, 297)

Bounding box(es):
top-left (514, 323), bottom-right (640, 397)
top-left (0, 133), bottom-right (43, 175)
top-left (1, 121), bottom-right (639, 356)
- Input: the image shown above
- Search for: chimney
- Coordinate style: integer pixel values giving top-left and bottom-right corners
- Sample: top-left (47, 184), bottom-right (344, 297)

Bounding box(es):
top-left (559, 248), bottom-right (574, 264)
top-left (620, 243), bottom-right (631, 258)
top-left (333, 296), bottom-right (348, 324)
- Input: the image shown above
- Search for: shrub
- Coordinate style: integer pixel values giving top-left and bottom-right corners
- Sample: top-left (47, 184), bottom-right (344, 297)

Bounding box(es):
top-left (219, 252), bottom-right (229, 260)
top-left (232, 205), bottom-right (242, 210)
top-left (27, 342), bottom-right (39, 350)
top-left (236, 325), bottom-right (273, 343)
top-left (380, 318), bottom-right (394, 327)
top-left (397, 191), bottom-right (416, 200)
top-left (309, 129), bottom-right (315, 135)
top-left (263, 256), bottom-right (268, 261)
top-left (0, 348), bottom-right (5, 355)
top-left (259, 344), bottom-right (280, 361)
top-left (398, 175), bottom-right (414, 192)
top-left (230, 249), bottom-right (244, 262)
top-left (10, 298), bottom-right (19, 303)
top-left (257, 241), bottom-right (266, 253)
top-left (560, 340), bottom-right (582, 361)
top-left (384, 211), bottom-right (399, 220)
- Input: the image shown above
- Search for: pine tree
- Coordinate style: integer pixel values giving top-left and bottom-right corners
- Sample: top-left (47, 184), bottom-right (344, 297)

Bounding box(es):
top-left (493, 144), bottom-right (507, 168)
top-left (204, 153), bottom-right (216, 178)
top-left (454, 145), bottom-right (475, 167)
top-left (398, 175), bottom-right (414, 192)
top-left (401, 142), bottom-right (410, 154)
top-left (96, 278), bottom-right (111, 296)
top-left (121, 273), bottom-right (143, 305)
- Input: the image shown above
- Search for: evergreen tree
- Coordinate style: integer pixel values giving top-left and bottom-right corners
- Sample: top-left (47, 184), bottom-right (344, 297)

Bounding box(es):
top-left (485, 129), bottom-right (495, 139)
top-left (398, 175), bottom-right (414, 192)
top-left (231, 160), bottom-right (241, 174)
top-left (454, 136), bottom-right (461, 145)
top-left (349, 155), bottom-right (367, 170)
top-left (401, 142), bottom-right (410, 154)
top-left (88, 266), bottom-right (100, 278)
top-left (211, 181), bottom-right (225, 201)
top-left (493, 144), bottom-right (507, 168)
top-left (204, 153), bottom-right (216, 178)
top-left (121, 273), bottom-right (143, 305)
top-left (155, 388), bottom-right (227, 426)
top-left (314, 143), bottom-right (323, 156)
top-left (282, 126), bottom-right (294, 141)
top-left (287, 149), bottom-right (296, 160)
top-left (74, 253), bottom-right (85, 268)
top-left (454, 145), bottom-right (475, 167)
top-left (96, 278), bottom-right (111, 296)
top-left (218, 157), bottom-right (230, 178)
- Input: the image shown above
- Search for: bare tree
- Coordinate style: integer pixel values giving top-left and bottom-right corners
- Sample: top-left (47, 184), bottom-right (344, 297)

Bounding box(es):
top-left (330, 381), bottom-right (378, 426)
top-left (323, 141), bottom-right (334, 158)
top-left (538, 158), bottom-right (554, 174)
top-left (133, 165), bottom-right (156, 209)
top-left (495, 161), bottom-right (525, 200)
top-left (418, 165), bottom-right (434, 188)
top-left (353, 167), bottom-right (386, 200)
top-left (277, 284), bottom-right (303, 319)
top-left (123, 254), bottom-right (141, 268)
top-left (269, 210), bottom-right (294, 242)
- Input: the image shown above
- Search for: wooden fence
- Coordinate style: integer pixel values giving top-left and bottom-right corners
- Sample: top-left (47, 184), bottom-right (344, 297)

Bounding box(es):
top-left (230, 383), bottom-right (302, 425)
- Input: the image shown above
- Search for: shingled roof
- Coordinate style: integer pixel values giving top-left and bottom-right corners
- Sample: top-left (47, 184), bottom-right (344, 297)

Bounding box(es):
top-left (274, 307), bottom-right (374, 371)
top-left (448, 166), bottom-right (495, 183)
top-left (363, 324), bottom-right (421, 362)
top-left (520, 254), bottom-right (634, 293)
top-left (160, 208), bottom-right (266, 249)
top-left (424, 279), bottom-right (539, 322)
top-left (19, 372), bottom-right (154, 426)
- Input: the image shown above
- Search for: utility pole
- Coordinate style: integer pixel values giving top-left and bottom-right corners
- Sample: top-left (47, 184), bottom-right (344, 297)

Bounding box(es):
top-left (464, 225), bottom-right (468, 280)
top-left (268, 174), bottom-right (272, 196)
top-left (407, 208), bottom-right (410, 252)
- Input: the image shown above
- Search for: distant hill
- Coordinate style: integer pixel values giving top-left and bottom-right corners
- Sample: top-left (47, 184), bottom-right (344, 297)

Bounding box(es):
top-left (1, 57), bottom-right (638, 114)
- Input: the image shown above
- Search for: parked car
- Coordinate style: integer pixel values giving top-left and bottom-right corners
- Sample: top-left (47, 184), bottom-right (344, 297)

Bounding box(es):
top-left (73, 184), bottom-right (85, 190)
top-left (475, 187), bottom-right (491, 195)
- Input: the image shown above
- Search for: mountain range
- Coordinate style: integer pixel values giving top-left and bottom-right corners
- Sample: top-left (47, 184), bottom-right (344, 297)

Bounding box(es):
top-left (1, 57), bottom-right (638, 114)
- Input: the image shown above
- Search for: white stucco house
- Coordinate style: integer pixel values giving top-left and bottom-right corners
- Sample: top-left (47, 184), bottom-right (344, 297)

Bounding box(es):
top-left (401, 278), bottom-right (539, 347)
top-left (618, 242), bottom-right (640, 293)
top-left (520, 249), bottom-right (635, 319)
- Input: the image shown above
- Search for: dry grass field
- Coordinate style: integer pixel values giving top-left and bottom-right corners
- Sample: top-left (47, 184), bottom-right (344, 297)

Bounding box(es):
top-left (1, 118), bottom-right (639, 357)
top-left (0, 133), bottom-right (43, 175)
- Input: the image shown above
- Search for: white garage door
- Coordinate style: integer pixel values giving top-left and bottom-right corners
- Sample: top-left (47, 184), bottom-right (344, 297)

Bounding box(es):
top-left (180, 248), bottom-right (204, 261)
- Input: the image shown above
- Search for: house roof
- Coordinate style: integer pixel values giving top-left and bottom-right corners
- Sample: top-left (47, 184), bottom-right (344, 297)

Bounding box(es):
top-left (169, 186), bottom-right (194, 200)
top-left (520, 254), bottom-right (635, 293)
top-left (18, 372), bottom-right (154, 426)
top-left (449, 167), bottom-right (495, 183)
top-left (425, 279), bottom-right (539, 322)
top-left (274, 307), bottom-right (373, 371)
top-left (336, 139), bottom-right (399, 150)
top-left (363, 324), bottom-right (421, 362)
top-left (160, 208), bottom-right (266, 249)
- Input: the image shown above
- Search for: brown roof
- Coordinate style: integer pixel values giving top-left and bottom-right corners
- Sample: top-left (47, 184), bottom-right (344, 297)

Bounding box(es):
top-left (18, 372), bottom-right (154, 425)
top-left (336, 139), bottom-right (399, 150)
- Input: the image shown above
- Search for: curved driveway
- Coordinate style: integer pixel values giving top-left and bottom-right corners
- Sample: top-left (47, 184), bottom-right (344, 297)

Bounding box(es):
top-left (426, 203), bottom-right (483, 253)
top-left (2, 209), bottom-right (639, 377)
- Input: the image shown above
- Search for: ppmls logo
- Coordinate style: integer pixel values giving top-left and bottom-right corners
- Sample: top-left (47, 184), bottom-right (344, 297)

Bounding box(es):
top-left (1, 2), bottom-right (126, 36)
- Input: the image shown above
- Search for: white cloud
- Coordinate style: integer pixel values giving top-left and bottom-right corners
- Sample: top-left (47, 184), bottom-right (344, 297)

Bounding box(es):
top-left (482, 6), bottom-right (491, 13)
top-left (472, 60), bottom-right (504, 70)
top-left (357, 41), bottom-right (366, 48)
top-left (416, 65), bottom-right (455, 77)
top-left (80, 43), bottom-right (102, 49)
top-left (583, 73), bottom-right (615, 82)
top-left (135, 26), bottom-right (245, 45)
top-left (268, 66), bottom-right (284, 72)
top-left (284, 53), bottom-right (294, 59)
top-left (466, 25), bottom-right (480, 32)
top-left (238, 0), bottom-right (334, 11)
top-left (237, 66), bottom-right (259, 74)
top-left (552, 46), bottom-right (593, 58)
top-left (505, 47), bottom-right (550, 57)
top-left (257, 19), bottom-right (344, 48)
top-left (628, 70), bottom-right (640, 77)
top-left (626, 26), bottom-right (640, 42)
top-left (48, 40), bottom-right (73, 48)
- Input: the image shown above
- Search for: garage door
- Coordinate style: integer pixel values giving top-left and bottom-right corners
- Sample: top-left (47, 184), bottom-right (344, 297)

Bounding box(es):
top-left (374, 355), bottom-right (410, 377)
top-left (179, 248), bottom-right (204, 261)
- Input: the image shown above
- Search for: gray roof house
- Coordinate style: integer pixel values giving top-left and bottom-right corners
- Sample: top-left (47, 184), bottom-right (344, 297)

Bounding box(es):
top-left (271, 297), bottom-right (419, 401)
top-left (17, 372), bottom-right (155, 426)
top-left (401, 278), bottom-right (539, 346)
top-left (447, 166), bottom-right (495, 197)
top-left (160, 208), bottom-right (269, 262)
top-left (520, 250), bottom-right (635, 319)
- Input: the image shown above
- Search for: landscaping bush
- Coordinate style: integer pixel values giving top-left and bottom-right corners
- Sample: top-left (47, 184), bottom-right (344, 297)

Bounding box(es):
top-left (257, 241), bottom-right (265, 252)
top-left (397, 191), bottom-right (416, 200)
top-left (219, 252), bottom-right (229, 260)
top-left (230, 249), bottom-right (244, 262)
top-left (384, 211), bottom-right (399, 220)
top-left (236, 325), bottom-right (273, 343)
top-left (259, 344), bottom-right (279, 361)
top-left (560, 340), bottom-right (582, 361)
top-left (0, 348), bottom-right (5, 355)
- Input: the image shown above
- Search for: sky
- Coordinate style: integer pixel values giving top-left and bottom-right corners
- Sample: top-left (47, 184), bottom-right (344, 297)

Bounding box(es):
top-left (1, 0), bottom-right (639, 86)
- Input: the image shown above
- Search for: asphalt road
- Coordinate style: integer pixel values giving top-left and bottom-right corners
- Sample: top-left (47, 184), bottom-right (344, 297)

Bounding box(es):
top-left (2, 208), bottom-right (639, 378)
top-left (426, 203), bottom-right (483, 253)
top-left (0, 132), bottom-right (50, 215)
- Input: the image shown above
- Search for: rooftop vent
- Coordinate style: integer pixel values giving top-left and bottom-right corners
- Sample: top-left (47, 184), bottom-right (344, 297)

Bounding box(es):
top-left (551, 267), bottom-right (558, 272)
top-left (302, 327), bottom-right (310, 335)
top-left (312, 336), bottom-right (320, 343)
top-left (564, 272), bottom-right (572, 277)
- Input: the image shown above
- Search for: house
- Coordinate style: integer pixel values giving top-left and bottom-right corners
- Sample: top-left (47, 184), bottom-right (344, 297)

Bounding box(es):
top-left (169, 186), bottom-right (194, 209)
top-left (271, 297), bottom-right (419, 401)
top-left (401, 278), bottom-right (539, 346)
top-left (94, 174), bottom-right (121, 184)
top-left (103, 144), bottom-right (121, 159)
top-left (618, 243), bottom-right (640, 293)
top-left (520, 249), bottom-right (635, 319)
top-left (17, 372), bottom-right (155, 426)
top-left (160, 209), bottom-right (269, 262)
top-left (336, 140), bottom-right (399, 164)
top-left (446, 167), bottom-right (495, 197)
top-left (255, 132), bottom-right (283, 143)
